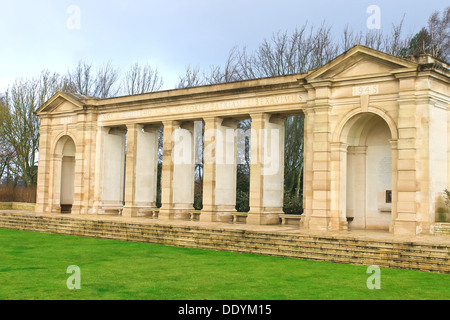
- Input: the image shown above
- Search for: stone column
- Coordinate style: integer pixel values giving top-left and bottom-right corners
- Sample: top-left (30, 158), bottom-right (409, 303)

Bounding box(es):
top-left (247, 113), bottom-right (266, 224)
top-left (122, 124), bottom-right (159, 217)
top-left (99, 127), bottom-right (126, 214)
top-left (201, 117), bottom-right (238, 222)
top-left (391, 84), bottom-right (419, 235)
top-left (301, 109), bottom-right (314, 228)
top-left (172, 122), bottom-right (195, 219)
top-left (75, 114), bottom-right (97, 215)
top-left (215, 118), bottom-right (238, 221)
top-left (159, 121), bottom-right (178, 220)
top-left (201, 117), bottom-right (218, 222)
top-left (389, 139), bottom-right (398, 232)
top-left (123, 124), bottom-right (139, 217)
top-left (247, 113), bottom-right (285, 225)
top-left (330, 142), bottom-right (348, 230)
top-left (261, 115), bottom-right (285, 218)
top-left (49, 155), bottom-right (63, 213)
top-left (71, 129), bottom-right (85, 215)
top-left (35, 118), bottom-right (51, 214)
top-left (92, 126), bottom-right (107, 214)
top-left (346, 146), bottom-right (367, 229)
top-left (136, 125), bottom-right (159, 212)
top-left (307, 104), bottom-right (332, 231)
top-left (159, 121), bottom-right (195, 220)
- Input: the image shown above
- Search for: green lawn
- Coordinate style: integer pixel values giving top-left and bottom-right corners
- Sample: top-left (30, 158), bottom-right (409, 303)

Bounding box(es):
top-left (0, 228), bottom-right (448, 300)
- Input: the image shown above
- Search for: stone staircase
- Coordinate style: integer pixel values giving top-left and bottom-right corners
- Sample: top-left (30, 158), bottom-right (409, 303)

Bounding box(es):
top-left (0, 211), bottom-right (448, 274)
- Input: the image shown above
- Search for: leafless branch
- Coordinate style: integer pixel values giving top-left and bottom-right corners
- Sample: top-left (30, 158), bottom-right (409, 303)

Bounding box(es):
top-left (122, 62), bottom-right (164, 95)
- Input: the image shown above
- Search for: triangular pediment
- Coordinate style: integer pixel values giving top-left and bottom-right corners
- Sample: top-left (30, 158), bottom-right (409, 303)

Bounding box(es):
top-left (305, 45), bottom-right (418, 82)
top-left (36, 92), bottom-right (87, 115)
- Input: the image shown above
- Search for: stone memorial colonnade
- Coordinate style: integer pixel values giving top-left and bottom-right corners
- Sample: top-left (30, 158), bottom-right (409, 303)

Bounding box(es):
top-left (35, 46), bottom-right (450, 236)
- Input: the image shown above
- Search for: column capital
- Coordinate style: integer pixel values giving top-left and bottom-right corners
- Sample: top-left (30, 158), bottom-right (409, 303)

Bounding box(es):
top-left (330, 142), bottom-right (348, 152)
top-left (180, 121), bottom-right (195, 131)
top-left (202, 115), bottom-right (218, 122)
top-left (268, 113), bottom-right (287, 125)
top-left (162, 120), bottom-right (181, 128)
top-left (389, 139), bottom-right (398, 149)
top-left (348, 145), bottom-right (367, 155)
top-left (125, 123), bottom-right (144, 130)
top-left (143, 124), bottom-right (161, 133)
top-left (108, 126), bottom-right (127, 135)
top-left (249, 112), bottom-right (268, 121)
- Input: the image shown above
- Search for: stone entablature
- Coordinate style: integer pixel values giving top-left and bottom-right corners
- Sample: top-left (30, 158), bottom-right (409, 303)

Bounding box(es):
top-left (35, 45), bottom-right (450, 235)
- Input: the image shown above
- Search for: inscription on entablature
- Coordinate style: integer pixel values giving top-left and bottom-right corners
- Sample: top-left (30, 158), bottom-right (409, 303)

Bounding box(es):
top-left (98, 93), bottom-right (306, 123)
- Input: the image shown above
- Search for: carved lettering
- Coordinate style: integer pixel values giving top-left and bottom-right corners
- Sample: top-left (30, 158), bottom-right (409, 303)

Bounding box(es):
top-left (98, 93), bottom-right (305, 123)
top-left (353, 85), bottom-right (379, 96)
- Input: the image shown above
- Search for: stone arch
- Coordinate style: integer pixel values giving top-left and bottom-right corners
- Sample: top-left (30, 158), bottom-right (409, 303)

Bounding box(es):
top-left (52, 132), bottom-right (78, 155)
top-left (51, 135), bottom-right (77, 213)
top-left (333, 109), bottom-right (397, 231)
top-left (333, 106), bottom-right (398, 144)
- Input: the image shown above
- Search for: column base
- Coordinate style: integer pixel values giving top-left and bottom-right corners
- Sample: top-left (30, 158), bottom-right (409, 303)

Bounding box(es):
top-left (158, 204), bottom-right (193, 221)
top-left (157, 208), bottom-right (172, 220)
top-left (93, 201), bottom-right (123, 215)
top-left (213, 205), bottom-right (236, 222)
top-left (35, 203), bottom-right (48, 214)
top-left (306, 215), bottom-right (330, 231)
top-left (51, 205), bottom-right (62, 214)
top-left (246, 211), bottom-right (282, 225)
top-left (392, 219), bottom-right (418, 236)
top-left (199, 210), bottom-right (214, 223)
top-left (70, 204), bottom-right (82, 215)
top-left (172, 209), bottom-right (192, 220)
top-left (199, 210), bottom-right (235, 223)
top-left (122, 205), bottom-right (157, 217)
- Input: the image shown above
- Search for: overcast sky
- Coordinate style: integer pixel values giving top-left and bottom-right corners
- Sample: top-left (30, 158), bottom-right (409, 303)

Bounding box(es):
top-left (0, 0), bottom-right (447, 93)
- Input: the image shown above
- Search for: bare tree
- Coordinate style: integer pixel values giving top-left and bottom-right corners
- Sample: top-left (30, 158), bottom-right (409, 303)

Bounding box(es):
top-left (306, 21), bottom-right (339, 69)
top-left (229, 21), bottom-right (339, 80)
top-left (176, 64), bottom-right (204, 88)
top-left (67, 60), bottom-right (120, 98)
top-left (427, 6), bottom-right (450, 61)
top-left (122, 63), bottom-right (164, 95)
top-left (67, 61), bottom-right (95, 96)
top-left (341, 25), bottom-right (363, 51)
top-left (235, 46), bottom-right (258, 80)
top-left (341, 25), bottom-right (385, 53)
top-left (95, 62), bottom-right (120, 98)
top-left (383, 15), bottom-right (409, 56)
top-left (255, 30), bottom-right (298, 76)
top-left (205, 46), bottom-right (243, 84)
top-left (0, 71), bottom-right (71, 186)
top-left (399, 7), bottom-right (450, 62)
top-left (0, 95), bottom-right (15, 182)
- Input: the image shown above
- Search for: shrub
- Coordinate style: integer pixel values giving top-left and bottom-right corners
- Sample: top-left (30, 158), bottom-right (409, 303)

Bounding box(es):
top-left (283, 192), bottom-right (303, 215)
top-left (235, 190), bottom-right (249, 212)
top-left (438, 189), bottom-right (450, 222)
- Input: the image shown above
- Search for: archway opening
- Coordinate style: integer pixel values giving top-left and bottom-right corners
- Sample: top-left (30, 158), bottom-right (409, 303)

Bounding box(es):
top-left (342, 113), bottom-right (392, 230)
top-left (60, 137), bottom-right (76, 213)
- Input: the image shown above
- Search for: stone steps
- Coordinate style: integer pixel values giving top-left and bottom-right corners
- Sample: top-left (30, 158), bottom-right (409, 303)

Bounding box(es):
top-left (0, 212), bottom-right (448, 273)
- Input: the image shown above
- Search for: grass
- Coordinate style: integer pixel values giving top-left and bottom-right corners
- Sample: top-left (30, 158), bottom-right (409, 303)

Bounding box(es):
top-left (0, 228), bottom-right (449, 300)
